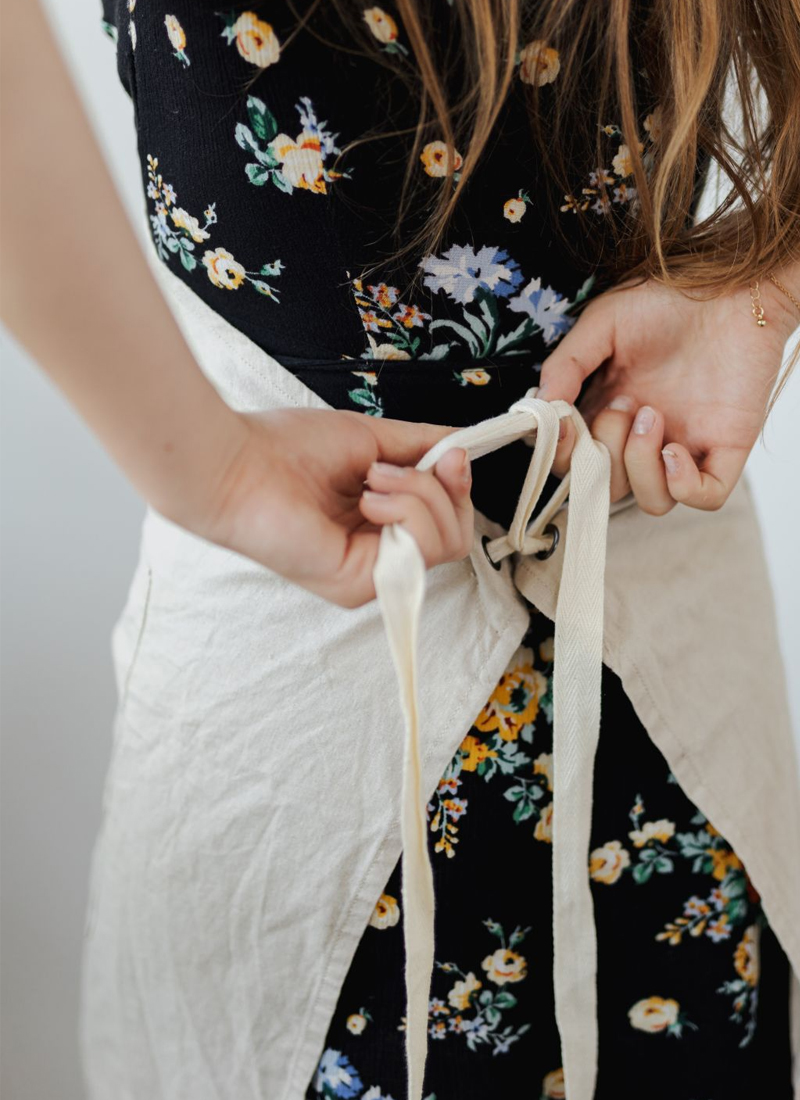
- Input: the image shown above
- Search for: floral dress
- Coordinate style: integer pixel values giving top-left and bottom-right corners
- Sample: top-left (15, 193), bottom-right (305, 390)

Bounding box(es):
top-left (99, 3), bottom-right (792, 1097)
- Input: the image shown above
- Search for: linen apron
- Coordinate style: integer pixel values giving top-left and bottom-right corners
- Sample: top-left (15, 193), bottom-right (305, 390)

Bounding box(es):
top-left (79, 251), bottom-right (800, 1100)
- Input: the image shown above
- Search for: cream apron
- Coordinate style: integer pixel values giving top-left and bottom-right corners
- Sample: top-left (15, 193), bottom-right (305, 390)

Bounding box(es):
top-left (79, 254), bottom-right (800, 1100)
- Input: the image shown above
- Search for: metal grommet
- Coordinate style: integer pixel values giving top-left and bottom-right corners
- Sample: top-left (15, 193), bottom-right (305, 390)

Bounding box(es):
top-left (481, 534), bottom-right (503, 571)
top-left (534, 522), bottom-right (560, 560)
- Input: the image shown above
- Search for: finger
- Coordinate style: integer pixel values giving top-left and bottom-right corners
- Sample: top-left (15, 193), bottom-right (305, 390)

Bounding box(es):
top-left (364, 414), bottom-right (457, 467)
top-left (431, 447), bottom-right (474, 557)
top-left (536, 299), bottom-right (614, 404)
top-left (365, 448), bottom-right (472, 559)
top-left (624, 405), bottom-right (676, 516)
top-left (660, 441), bottom-right (746, 511)
top-left (358, 489), bottom-right (447, 566)
top-left (587, 395), bottom-right (635, 502)
top-left (550, 415), bottom-right (576, 479)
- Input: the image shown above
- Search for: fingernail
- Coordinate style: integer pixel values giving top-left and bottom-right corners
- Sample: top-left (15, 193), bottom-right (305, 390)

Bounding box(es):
top-left (537, 381), bottom-right (551, 399)
top-left (558, 420), bottom-right (567, 441)
top-left (607, 395), bottom-right (633, 412)
top-left (362, 489), bottom-right (386, 502)
top-left (662, 448), bottom-right (680, 475)
top-left (633, 406), bottom-right (655, 434)
top-left (371, 461), bottom-right (405, 478)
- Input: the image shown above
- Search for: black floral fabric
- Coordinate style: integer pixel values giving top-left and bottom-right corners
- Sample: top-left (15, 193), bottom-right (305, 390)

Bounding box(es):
top-left (99, 4), bottom-right (793, 1097)
top-left (304, 610), bottom-right (792, 1100)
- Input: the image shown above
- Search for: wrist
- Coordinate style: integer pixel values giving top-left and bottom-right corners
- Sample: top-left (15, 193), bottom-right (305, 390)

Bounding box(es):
top-left (148, 392), bottom-right (253, 539)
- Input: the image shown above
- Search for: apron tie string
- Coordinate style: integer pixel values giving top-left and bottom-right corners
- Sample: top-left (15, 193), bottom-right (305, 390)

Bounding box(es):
top-left (373, 387), bottom-right (612, 1100)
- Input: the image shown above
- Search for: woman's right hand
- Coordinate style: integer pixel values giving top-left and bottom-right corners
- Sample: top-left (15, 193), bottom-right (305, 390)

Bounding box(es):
top-left (190, 407), bottom-right (474, 607)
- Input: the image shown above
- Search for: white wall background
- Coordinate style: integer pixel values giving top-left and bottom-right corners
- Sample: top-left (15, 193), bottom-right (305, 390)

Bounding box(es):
top-left (1, 4), bottom-right (798, 1098)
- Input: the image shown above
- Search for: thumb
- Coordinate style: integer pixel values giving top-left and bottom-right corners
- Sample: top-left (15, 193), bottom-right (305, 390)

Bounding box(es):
top-left (537, 299), bottom-right (615, 404)
top-left (365, 415), bottom-right (457, 467)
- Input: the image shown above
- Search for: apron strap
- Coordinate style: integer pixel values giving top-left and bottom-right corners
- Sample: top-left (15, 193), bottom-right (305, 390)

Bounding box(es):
top-left (373, 388), bottom-right (611, 1100)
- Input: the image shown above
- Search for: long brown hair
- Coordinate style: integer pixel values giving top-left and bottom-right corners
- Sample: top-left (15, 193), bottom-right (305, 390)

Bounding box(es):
top-left (263, 1), bottom-right (800, 405)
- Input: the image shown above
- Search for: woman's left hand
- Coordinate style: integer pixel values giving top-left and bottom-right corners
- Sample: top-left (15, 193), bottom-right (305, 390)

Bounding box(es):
top-left (537, 273), bottom-right (798, 514)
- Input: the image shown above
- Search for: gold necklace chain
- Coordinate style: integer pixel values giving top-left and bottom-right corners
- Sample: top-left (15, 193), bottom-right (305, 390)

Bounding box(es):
top-left (749, 274), bottom-right (800, 327)
top-left (767, 272), bottom-right (800, 316)
top-left (750, 280), bottom-right (766, 326)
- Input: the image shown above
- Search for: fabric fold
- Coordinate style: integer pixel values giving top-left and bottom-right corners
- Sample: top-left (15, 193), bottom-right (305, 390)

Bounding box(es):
top-left (373, 390), bottom-right (611, 1100)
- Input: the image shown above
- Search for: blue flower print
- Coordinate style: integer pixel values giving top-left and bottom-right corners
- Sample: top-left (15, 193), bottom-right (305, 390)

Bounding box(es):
top-left (313, 1047), bottom-right (363, 1098)
top-left (419, 244), bottom-right (524, 304)
top-left (507, 277), bottom-right (576, 346)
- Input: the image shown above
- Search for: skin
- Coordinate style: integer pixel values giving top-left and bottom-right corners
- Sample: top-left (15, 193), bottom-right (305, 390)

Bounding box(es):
top-left (2, 0), bottom-right (798, 609)
top-left (541, 273), bottom-right (800, 514)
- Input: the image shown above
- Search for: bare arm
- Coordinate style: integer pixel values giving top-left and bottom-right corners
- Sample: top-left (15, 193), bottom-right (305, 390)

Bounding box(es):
top-left (0, 0), bottom-right (474, 607)
top-left (0, 0), bottom-right (249, 532)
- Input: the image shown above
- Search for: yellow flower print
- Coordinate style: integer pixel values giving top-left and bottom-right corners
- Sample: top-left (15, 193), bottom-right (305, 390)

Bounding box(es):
top-left (169, 208), bottom-right (210, 243)
top-left (503, 190), bottom-right (531, 223)
top-left (518, 40), bottom-right (560, 86)
top-left (458, 733), bottom-right (498, 772)
top-left (474, 645), bottom-right (546, 741)
top-left (203, 247), bottom-right (246, 290)
top-left (447, 971), bottom-right (482, 1010)
top-left (368, 892), bottom-right (400, 929)
top-left (346, 1012), bottom-right (367, 1034)
top-left (504, 198), bottom-right (525, 222)
top-left (706, 913), bottom-right (733, 942)
top-left (541, 1068), bottom-right (566, 1099)
top-left (363, 6), bottom-right (409, 57)
top-left (611, 141), bottom-right (644, 178)
top-left (534, 801), bottom-right (553, 842)
top-left (644, 108), bottom-right (663, 142)
top-left (707, 845), bottom-right (743, 881)
top-left (560, 192), bottom-right (591, 214)
top-left (364, 338), bottom-right (411, 360)
top-left (589, 839), bottom-right (631, 884)
top-left (146, 155), bottom-right (281, 298)
top-left (357, 308), bottom-right (393, 331)
top-left (163, 16), bottom-right (183, 48)
top-left (458, 368), bottom-right (491, 386)
top-left (164, 14), bottom-right (190, 67)
top-left (533, 751), bottom-right (553, 791)
top-left (227, 12), bottom-right (281, 68)
top-left (628, 818), bottom-right (675, 848)
top-left (420, 140), bottom-right (463, 178)
top-left (363, 6), bottom-right (398, 44)
top-left (481, 947), bottom-right (528, 985)
top-left (734, 924), bottom-right (760, 986)
top-left (627, 996), bottom-right (680, 1033)
top-left (268, 131), bottom-right (333, 194)
top-left (367, 282), bottom-right (398, 309)
top-left (392, 303), bottom-right (431, 328)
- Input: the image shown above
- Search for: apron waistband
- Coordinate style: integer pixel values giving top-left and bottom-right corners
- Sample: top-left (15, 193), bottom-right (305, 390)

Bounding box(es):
top-left (373, 388), bottom-right (612, 1100)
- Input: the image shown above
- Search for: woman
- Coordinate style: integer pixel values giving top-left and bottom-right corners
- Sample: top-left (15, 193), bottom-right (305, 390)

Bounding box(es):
top-left (2, 1), bottom-right (799, 1098)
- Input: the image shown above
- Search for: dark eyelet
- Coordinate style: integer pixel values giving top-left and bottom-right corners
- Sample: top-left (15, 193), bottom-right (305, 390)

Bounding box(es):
top-left (534, 523), bottom-right (560, 560)
top-left (481, 534), bottom-right (503, 571)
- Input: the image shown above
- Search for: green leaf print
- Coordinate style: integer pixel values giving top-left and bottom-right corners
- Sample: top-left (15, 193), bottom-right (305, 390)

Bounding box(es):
top-left (348, 387), bottom-right (383, 416)
top-left (247, 95), bottom-right (278, 143)
top-left (245, 164), bottom-right (272, 186)
top-left (272, 171), bottom-right (293, 194)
